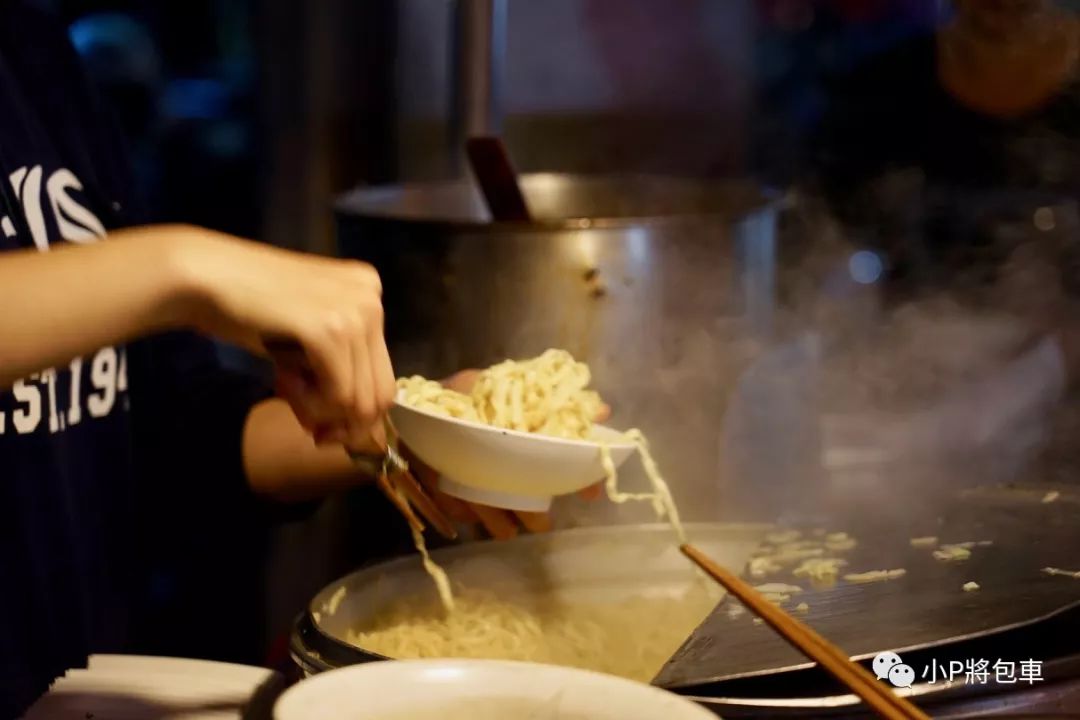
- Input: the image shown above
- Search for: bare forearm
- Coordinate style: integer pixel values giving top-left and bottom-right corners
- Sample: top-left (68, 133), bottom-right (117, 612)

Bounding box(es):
top-left (0, 227), bottom-right (196, 388)
top-left (242, 397), bottom-right (379, 501)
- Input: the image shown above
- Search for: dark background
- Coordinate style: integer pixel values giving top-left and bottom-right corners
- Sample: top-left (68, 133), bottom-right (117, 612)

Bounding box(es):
top-left (49, 0), bottom-right (940, 248)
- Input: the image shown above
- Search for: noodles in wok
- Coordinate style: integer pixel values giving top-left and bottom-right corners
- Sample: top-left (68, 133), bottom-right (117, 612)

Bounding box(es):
top-left (348, 585), bottom-right (718, 682)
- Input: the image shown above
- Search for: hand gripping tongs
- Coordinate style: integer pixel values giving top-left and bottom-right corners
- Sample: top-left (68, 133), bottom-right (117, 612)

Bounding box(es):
top-left (265, 337), bottom-right (458, 540)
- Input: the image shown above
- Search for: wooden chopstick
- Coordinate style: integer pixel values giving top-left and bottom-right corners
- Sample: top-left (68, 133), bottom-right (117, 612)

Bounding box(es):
top-left (681, 544), bottom-right (930, 720)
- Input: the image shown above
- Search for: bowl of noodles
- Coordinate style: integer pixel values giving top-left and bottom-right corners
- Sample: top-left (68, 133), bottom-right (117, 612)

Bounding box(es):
top-left (304, 350), bottom-right (772, 693)
top-left (392, 349), bottom-right (639, 512)
top-left (274, 658), bottom-right (718, 720)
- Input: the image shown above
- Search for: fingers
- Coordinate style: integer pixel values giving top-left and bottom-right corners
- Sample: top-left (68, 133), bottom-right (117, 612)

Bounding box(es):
top-left (348, 260), bottom-right (383, 294)
top-left (400, 444), bottom-right (557, 538)
top-left (206, 237), bottom-right (396, 447)
top-left (399, 444), bottom-right (521, 541)
top-left (441, 368), bottom-right (481, 393)
top-left (471, 504), bottom-right (520, 541)
top-left (303, 315), bottom-right (358, 425)
top-left (275, 370), bottom-right (345, 443)
top-left (368, 320), bottom-right (396, 417)
top-left (277, 367), bottom-right (374, 447)
top-left (418, 472), bottom-right (478, 525)
top-left (347, 318), bottom-right (377, 447)
top-left (431, 489), bottom-right (479, 525)
top-left (366, 420), bottom-right (387, 450)
top-left (578, 482), bottom-right (603, 501)
top-left (270, 272), bottom-right (393, 448)
top-left (340, 295), bottom-right (393, 448)
top-left (317, 257), bottom-right (381, 293)
top-left (275, 371), bottom-right (314, 427)
top-left (399, 444), bottom-right (477, 524)
top-left (515, 511), bottom-right (553, 534)
top-left (430, 488), bottom-right (479, 526)
top-left (596, 402), bottom-right (612, 423)
top-left (273, 317), bottom-right (362, 444)
top-left (333, 275), bottom-right (392, 446)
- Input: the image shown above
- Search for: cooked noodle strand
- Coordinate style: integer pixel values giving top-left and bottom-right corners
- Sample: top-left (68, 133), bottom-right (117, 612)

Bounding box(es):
top-left (374, 350), bottom-right (695, 680)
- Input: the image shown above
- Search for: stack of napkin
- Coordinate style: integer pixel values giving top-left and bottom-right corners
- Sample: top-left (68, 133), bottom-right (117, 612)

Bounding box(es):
top-left (22, 654), bottom-right (285, 719)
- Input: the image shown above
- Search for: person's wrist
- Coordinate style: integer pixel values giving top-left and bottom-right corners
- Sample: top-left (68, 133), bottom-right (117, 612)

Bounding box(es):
top-left (144, 224), bottom-right (231, 334)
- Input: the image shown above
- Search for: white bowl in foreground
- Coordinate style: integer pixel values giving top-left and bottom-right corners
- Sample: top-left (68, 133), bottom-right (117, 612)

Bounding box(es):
top-left (390, 395), bottom-right (636, 512)
top-left (274, 659), bottom-right (717, 720)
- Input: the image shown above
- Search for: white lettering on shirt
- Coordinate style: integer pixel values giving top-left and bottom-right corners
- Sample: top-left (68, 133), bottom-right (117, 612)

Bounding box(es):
top-left (0, 166), bottom-right (128, 436)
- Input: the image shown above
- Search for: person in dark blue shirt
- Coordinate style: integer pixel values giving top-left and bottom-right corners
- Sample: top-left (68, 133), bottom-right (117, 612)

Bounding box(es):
top-left (0, 2), bottom-right (505, 715)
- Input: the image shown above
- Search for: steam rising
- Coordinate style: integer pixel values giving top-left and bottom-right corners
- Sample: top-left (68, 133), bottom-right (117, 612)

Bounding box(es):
top-left (721, 191), bottom-right (1074, 522)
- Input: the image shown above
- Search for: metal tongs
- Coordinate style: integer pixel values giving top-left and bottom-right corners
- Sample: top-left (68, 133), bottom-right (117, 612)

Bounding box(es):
top-left (265, 338), bottom-right (458, 540)
top-left (349, 441), bottom-right (458, 540)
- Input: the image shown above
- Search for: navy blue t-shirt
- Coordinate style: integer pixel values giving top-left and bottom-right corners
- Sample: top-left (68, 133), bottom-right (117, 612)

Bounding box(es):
top-left (0, 4), bottom-right (273, 715)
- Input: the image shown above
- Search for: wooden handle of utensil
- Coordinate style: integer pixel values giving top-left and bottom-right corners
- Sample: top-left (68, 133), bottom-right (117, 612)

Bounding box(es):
top-left (681, 544), bottom-right (930, 720)
top-left (465, 136), bottom-right (532, 222)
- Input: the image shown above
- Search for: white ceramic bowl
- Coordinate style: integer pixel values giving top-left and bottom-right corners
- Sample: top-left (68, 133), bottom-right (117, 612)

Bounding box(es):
top-left (274, 659), bottom-right (718, 720)
top-left (390, 395), bottom-right (636, 512)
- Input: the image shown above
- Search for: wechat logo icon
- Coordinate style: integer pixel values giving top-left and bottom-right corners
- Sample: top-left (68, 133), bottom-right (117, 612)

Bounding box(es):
top-left (873, 651), bottom-right (915, 689)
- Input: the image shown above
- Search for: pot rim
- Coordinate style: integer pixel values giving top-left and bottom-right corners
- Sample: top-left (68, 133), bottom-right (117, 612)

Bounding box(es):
top-left (335, 172), bottom-right (786, 233)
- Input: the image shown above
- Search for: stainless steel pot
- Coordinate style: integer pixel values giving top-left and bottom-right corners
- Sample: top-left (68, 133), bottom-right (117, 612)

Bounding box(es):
top-left (335, 173), bottom-right (781, 523)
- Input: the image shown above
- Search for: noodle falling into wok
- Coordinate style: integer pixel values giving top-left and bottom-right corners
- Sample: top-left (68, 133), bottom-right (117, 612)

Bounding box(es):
top-left (397, 349), bottom-right (687, 550)
top-left (355, 350), bottom-right (696, 681)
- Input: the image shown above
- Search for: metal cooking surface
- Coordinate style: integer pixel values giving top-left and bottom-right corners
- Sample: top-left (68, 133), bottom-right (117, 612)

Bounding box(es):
top-left (293, 522), bottom-right (770, 677)
top-left (658, 485), bottom-right (1080, 690)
